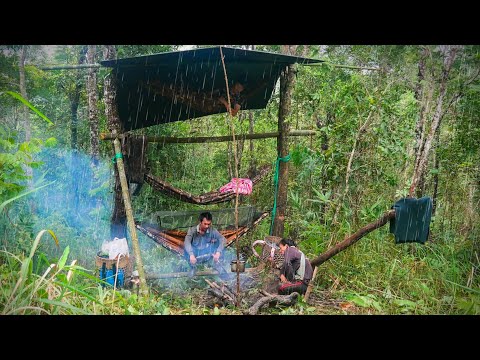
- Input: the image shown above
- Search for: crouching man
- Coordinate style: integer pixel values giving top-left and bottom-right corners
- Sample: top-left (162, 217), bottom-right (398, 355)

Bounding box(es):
top-left (278, 238), bottom-right (313, 295)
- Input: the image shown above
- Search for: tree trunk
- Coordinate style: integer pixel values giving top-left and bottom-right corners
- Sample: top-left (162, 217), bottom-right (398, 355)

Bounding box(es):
top-left (413, 47), bottom-right (428, 161)
top-left (86, 45), bottom-right (100, 166)
top-left (332, 110), bottom-right (374, 227)
top-left (412, 48), bottom-right (433, 197)
top-left (70, 46), bottom-right (88, 151)
top-left (248, 45), bottom-right (257, 177)
top-left (18, 45), bottom-right (34, 210)
top-left (69, 46), bottom-right (88, 213)
top-left (272, 63), bottom-right (296, 237)
top-left (103, 45), bottom-right (126, 239)
top-left (409, 46), bottom-right (460, 196)
top-left (18, 46), bottom-right (30, 143)
top-left (432, 132), bottom-right (440, 216)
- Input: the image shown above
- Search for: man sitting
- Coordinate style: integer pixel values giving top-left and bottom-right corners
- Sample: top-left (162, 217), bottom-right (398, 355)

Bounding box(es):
top-left (184, 211), bottom-right (228, 278)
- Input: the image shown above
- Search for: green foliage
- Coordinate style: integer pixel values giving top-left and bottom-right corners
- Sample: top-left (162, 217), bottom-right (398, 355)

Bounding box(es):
top-left (0, 91), bottom-right (53, 125)
top-left (1, 45), bottom-right (479, 315)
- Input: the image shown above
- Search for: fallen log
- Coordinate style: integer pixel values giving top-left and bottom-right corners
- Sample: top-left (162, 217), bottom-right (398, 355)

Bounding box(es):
top-left (246, 292), bottom-right (299, 315)
top-left (311, 210), bottom-right (395, 267)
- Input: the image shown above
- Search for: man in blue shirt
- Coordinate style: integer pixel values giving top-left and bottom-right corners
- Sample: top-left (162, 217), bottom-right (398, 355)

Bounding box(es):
top-left (184, 212), bottom-right (227, 277)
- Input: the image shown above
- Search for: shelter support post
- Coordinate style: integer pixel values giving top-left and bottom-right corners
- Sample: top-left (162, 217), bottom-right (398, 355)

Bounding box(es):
top-left (113, 138), bottom-right (148, 296)
top-left (272, 64), bottom-right (297, 237)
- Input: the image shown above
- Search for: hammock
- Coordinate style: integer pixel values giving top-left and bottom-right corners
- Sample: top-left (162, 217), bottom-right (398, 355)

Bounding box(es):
top-left (144, 164), bottom-right (271, 205)
top-left (136, 210), bottom-right (270, 256)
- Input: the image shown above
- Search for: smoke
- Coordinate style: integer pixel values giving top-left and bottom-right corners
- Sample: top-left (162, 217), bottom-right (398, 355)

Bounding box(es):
top-left (31, 146), bottom-right (114, 267)
top-left (26, 146), bottom-right (256, 291)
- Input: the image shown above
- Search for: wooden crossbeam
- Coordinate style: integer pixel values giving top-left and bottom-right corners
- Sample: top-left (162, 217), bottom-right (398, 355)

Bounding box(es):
top-left (100, 130), bottom-right (316, 143)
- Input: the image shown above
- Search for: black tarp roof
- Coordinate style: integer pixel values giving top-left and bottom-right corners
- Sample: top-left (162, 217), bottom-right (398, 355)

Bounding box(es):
top-left (101, 46), bottom-right (323, 131)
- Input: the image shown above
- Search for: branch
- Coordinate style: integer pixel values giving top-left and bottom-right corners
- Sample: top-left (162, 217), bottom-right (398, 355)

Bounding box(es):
top-left (245, 292), bottom-right (299, 315)
top-left (444, 67), bottom-right (480, 112)
top-left (311, 210), bottom-right (395, 267)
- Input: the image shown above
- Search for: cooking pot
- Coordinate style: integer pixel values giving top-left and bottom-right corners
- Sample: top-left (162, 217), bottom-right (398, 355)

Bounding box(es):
top-left (230, 260), bottom-right (246, 273)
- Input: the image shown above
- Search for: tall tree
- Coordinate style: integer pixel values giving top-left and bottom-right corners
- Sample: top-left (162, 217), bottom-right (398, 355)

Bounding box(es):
top-left (86, 45), bottom-right (100, 166)
top-left (272, 45), bottom-right (297, 237)
top-left (410, 46), bottom-right (461, 197)
top-left (103, 45), bottom-right (126, 238)
top-left (69, 46), bottom-right (87, 151)
top-left (17, 45), bottom-right (35, 202)
top-left (18, 46), bottom-right (30, 143)
top-left (67, 46), bottom-right (88, 213)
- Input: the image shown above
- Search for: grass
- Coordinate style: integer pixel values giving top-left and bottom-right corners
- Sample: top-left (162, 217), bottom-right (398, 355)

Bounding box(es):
top-left (0, 202), bottom-right (478, 315)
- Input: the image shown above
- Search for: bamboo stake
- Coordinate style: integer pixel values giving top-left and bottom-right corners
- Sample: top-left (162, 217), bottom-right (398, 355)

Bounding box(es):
top-left (113, 138), bottom-right (148, 296)
top-left (304, 266), bottom-right (318, 303)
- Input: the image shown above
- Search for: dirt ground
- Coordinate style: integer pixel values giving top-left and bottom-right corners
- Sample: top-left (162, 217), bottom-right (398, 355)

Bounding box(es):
top-left (152, 265), bottom-right (349, 314)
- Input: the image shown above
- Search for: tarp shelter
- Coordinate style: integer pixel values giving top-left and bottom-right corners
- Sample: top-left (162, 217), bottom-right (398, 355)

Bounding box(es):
top-left (101, 46), bottom-right (323, 131)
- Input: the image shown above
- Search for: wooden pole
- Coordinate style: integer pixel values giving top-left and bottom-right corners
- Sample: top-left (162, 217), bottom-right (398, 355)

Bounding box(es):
top-left (310, 210), bottom-right (395, 267)
top-left (304, 265), bottom-right (318, 303)
top-left (146, 267), bottom-right (258, 279)
top-left (306, 63), bottom-right (380, 71)
top-left (272, 64), bottom-right (296, 237)
top-left (113, 138), bottom-right (148, 296)
top-left (100, 130), bottom-right (316, 143)
top-left (40, 64), bottom-right (102, 70)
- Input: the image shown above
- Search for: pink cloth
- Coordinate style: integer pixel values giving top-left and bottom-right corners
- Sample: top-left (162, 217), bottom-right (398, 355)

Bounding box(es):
top-left (219, 178), bottom-right (253, 195)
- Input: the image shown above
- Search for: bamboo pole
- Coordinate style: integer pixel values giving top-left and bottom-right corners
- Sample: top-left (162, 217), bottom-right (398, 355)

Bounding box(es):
top-left (100, 130), bottom-right (317, 143)
top-left (40, 62), bottom-right (380, 72)
top-left (40, 64), bottom-right (102, 70)
top-left (305, 63), bottom-right (380, 71)
top-left (113, 138), bottom-right (148, 296)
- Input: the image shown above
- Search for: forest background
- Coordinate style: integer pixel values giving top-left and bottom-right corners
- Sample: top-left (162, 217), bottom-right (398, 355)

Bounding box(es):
top-left (0, 45), bottom-right (478, 315)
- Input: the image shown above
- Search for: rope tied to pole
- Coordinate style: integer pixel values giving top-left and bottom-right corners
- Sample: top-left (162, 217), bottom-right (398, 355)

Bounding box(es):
top-left (111, 152), bottom-right (123, 163)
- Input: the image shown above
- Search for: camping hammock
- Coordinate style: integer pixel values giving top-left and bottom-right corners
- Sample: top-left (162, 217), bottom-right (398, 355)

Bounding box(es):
top-left (136, 206), bottom-right (270, 256)
top-left (144, 163), bottom-right (271, 205)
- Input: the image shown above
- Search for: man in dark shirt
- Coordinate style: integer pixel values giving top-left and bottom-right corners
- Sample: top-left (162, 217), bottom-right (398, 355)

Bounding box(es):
top-left (184, 212), bottom-right (227, 277)
top-left (277, 238), bottom-right (314, 295)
